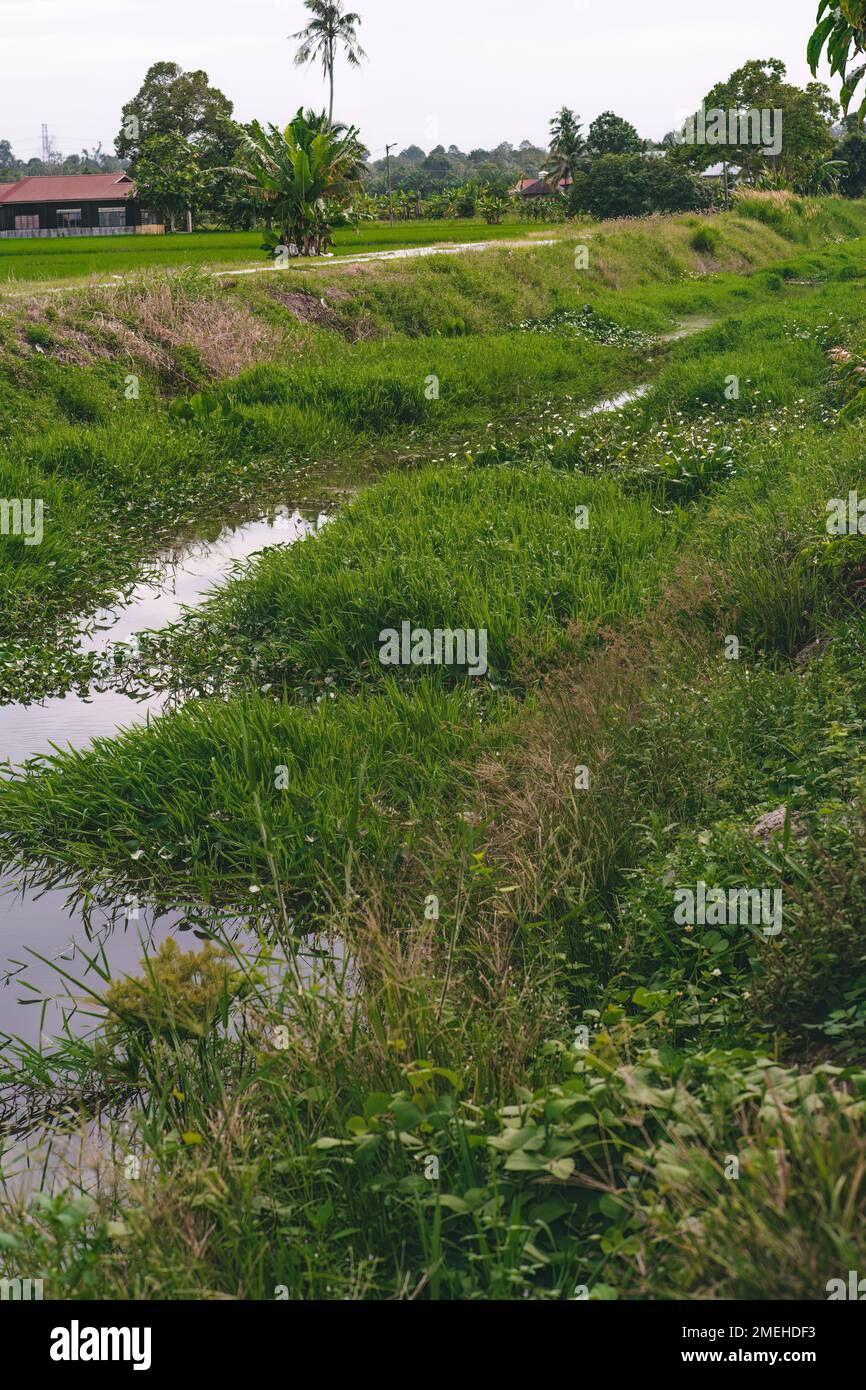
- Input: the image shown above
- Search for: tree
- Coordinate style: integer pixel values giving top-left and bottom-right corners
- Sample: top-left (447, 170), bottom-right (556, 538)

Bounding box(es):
top-left (478, 186), bottom-right (511, 223)
top-left (453, 180), bottom-right (480, 217)
top-left (133, 133), bottom-right (207, 232)
top-left (548, 107), bottom-right (585, 186)
top-left (116, 62), bottom-right (247, 227)
top-left (571, 154), bottom-right (710, 219)
top-left (802, 156), bottom-right (848, 194)
top-left (116, 62), bottom-right (235, 166)
top-left (808, 2), bottom-right (866, 121)
top-left (231, 108), bottom-right (365, 256)
top-left (837, 129), bottom-right (866, 194)
top-left (291, 2), bottom-right (367, 126)
top-left (671, 59), bottom-right (837, 188)
top-left (586, 111), bottom-right (643, 157)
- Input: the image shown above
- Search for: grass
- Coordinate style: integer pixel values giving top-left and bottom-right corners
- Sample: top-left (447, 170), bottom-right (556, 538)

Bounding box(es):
top-left (131, 462), bottom-right (684, 700)
top-left (0, 680), bottom-right (496, 913)
top-left (2, 206), bottom-right (865, 705)
top-left (4, 195), bottom-right (866, 1300)
top-left (0, 219), bottom-right (539, 288)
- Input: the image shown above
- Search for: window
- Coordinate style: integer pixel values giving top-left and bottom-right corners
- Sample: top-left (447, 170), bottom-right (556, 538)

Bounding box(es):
top-left (98, 206), bottom-right (126, 228)
top-left (57, 208), bottom-right (82, 228)
top-left (140, 208), bottom-right (159, 225)
top-left (14, 214), bottom-right (39, 230)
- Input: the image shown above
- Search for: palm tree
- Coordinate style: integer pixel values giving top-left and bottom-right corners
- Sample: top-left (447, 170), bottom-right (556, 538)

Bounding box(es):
top-left (291, 1), bottom-right (367, 126)
top-left (231, 108), bottom-right (365, 256)
top-left (547, 107), bottom-right (585, 189)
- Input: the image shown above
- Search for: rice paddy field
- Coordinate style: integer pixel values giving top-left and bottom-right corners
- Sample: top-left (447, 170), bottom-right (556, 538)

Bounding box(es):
top-left (0, 218), bottom-right (542, 287)
top-left (3, 193), bottom-right (866, 1302)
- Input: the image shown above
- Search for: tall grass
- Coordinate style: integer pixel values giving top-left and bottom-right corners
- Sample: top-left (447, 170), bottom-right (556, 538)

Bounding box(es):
top-left (4, 203), bottom-right (866, 1300)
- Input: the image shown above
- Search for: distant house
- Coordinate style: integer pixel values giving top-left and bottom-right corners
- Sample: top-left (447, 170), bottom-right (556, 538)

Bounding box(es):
top-left (0, 174), bottom-right (163, 238)
top-left (511, 173), bottom-right (573, 198)
top-left (699, 163), bottom-right (742, 186)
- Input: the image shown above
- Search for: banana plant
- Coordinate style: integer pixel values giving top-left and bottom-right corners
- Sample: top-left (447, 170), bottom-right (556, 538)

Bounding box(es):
top-left (231, 108), bottom-right (366, 256)
top-left (804, 157), bottom-right (848, 195)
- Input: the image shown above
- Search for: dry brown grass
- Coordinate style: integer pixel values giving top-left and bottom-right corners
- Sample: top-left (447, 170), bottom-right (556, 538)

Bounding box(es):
top-left (11, 276), bottom-right (281, 381)
top-left (91, 278), bottom-right (280, 380)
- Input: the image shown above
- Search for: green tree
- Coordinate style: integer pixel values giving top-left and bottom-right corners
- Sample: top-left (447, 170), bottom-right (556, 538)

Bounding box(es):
top-left (116, 63), bottom-right (249, 227)
top-left (586, 110), bottom-right (643, 157)
top-left (548, 107), bottom-right (585, 186)
top-left (116, 62), bottom-right (235, 166)
top-left (672, 59), bottom-right (836, 188)
top-left (291, 2), bottom-right (367, 126)
top-left (231, 108), bottom-right (365, 256)
top-left (837, 130), bottom-right (866, 194)
top-left (572, 153), bottom-right (710, 219)
top-left (808, 1), bottom-right (866, 120)
top-left (453, 180), bottom-right (480, 217)
top-left (133, 132), bottom-right (207, 231)
top-left (478, 185), bottom-right (511, 223)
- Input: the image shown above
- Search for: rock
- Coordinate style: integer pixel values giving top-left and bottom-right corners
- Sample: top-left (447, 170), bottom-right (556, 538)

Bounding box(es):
top-left (749, 806), bottom-right (804, 845)
top-left (795, 636), bottom-right (828, 664)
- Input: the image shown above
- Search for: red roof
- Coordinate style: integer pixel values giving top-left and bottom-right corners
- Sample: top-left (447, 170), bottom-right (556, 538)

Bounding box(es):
top-left (0, 174), bottom-right (134, 204)
top-left (517, 176), bottom-right (573, 198)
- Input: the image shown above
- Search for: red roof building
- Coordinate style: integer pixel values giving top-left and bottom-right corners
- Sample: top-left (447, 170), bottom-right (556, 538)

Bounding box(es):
top-left (511, 174), bottom-right (573, 198)
top-left (0, 173), bottom-right (161, 237)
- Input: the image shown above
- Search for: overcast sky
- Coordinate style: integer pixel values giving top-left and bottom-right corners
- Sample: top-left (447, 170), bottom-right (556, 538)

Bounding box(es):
top-left (1, 0), bottom-right (835, 163)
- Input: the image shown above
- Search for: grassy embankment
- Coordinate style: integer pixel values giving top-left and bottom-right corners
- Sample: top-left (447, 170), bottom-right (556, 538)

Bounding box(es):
top-left (3, 195), bottom-right (866, 1297)
top-left (1, 194), bottom-right (863, 704)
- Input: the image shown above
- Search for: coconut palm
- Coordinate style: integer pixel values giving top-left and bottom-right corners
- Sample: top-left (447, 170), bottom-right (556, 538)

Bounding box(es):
top-left (548, 107), bottom-right (585, 189)
top-left (231, 108), bottom-right (365, 256)
top-left (291, 1), bottom-right (367, 126)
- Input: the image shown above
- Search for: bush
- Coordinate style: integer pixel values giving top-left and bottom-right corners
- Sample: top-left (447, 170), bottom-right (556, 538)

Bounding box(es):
top-left (838, 132), bottom-right (866, 198)
top-left (570, 154), bottom-right (711, 219)
top-left (689, 224), bottom-right (719, 254)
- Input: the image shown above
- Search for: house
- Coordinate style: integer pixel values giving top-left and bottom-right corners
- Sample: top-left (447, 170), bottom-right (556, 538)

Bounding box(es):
top-left (0, 174), bottom-right (163, 238)
top-left (699, 163), bottom-right (742, 186)
top-left (511, 173), bottom-right (573, 198)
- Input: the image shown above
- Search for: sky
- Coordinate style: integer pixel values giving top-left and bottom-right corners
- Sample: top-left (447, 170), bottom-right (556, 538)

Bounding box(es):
top-left (0, 0), bottom-right (836, 164)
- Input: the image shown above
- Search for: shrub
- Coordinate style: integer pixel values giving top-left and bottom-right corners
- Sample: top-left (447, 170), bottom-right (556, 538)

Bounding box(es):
top-left (689, 224), bottom-right (720, 254)
top-left (571, 154), bottom-right (711, 220)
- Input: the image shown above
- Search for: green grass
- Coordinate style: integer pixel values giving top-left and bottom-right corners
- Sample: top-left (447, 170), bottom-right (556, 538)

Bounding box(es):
top-left (2, 217), bottom-right (864, 705)
top-left (0, 219), bottom-right (536, 287)
top-left (5, 197), bottom-right (866, 1301)
top-left (134, 461), bottom-right (683, 699)
top-left (0, 681), bottom-right (494, 913)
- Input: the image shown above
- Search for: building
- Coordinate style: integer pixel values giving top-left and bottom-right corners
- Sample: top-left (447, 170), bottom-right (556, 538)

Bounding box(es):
top-left (0, 173), bottom-right (163, 238)
top-left (699, 163), bottom-right (742, 186)
top-left (511, 173), bottom-right (573, 198)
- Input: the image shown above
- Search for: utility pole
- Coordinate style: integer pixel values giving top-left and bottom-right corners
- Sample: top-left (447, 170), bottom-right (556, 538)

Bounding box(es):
top-left (385, 143), bottom-right (396, 225)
